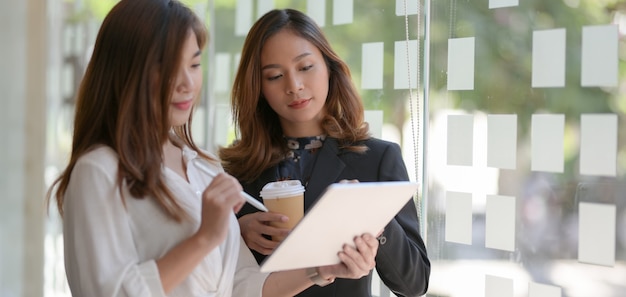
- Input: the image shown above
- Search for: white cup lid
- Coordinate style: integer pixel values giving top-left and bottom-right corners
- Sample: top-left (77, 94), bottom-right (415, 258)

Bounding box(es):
top-left (260, 180), bottom-right (305, 199)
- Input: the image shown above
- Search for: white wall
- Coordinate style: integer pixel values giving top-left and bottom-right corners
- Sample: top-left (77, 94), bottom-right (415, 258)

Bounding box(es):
top-left (0, 1), bottom-right (47, 296)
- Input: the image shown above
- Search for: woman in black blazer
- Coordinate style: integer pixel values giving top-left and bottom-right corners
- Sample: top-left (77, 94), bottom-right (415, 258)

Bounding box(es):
top-left (219, 8), bottom-right (430, 297)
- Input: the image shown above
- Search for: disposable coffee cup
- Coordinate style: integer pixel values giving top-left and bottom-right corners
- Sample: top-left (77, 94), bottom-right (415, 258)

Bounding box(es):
top-left (260, 180), bottom-right (305, 242)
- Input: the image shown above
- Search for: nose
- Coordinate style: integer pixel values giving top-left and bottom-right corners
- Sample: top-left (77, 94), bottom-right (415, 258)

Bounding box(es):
top-left (176, 68), bottom-right (195, 93)
top-left (285, 73), bottom-right (303, 95)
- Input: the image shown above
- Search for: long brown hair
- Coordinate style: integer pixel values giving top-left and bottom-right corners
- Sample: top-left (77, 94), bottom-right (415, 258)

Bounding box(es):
top-left (219, 9), bottom-right (369, 182)
top-left (47, 0), bottom-right (209, 222)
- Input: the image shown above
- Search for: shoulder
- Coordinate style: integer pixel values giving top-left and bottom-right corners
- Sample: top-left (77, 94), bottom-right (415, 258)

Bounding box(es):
top-left (182, 145), bottom-right (223, 173)
top-left (362, 137), bottom-right (400, 150)
top-left (73, 145), bottom-right (119, 179)
top-left (358, 137), bottom-right (402, 156)
top-left (333, 137), bottom-right (402, 161)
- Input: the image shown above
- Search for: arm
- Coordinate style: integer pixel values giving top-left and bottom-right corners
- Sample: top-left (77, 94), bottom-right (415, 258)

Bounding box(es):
top-left (63, 157), bottom-right (167, 297)
top-left (157, 172), bottom-right (246, 292)
top-left (374, 143), bottom-right (431, 296)
top-left (64, 155), bottom-right (244, 296)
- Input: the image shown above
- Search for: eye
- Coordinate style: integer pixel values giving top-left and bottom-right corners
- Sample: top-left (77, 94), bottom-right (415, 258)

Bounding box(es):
top-left (267, 74), bottom-right (283, 81)
top-left (301, 64), bottom-right (313, 71)
top-left (191, 63), bottom-right (201, 68)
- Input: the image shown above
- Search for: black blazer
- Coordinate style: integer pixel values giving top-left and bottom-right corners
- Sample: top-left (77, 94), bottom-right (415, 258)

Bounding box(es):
top-left (237, 137), bottom-right (430, 297)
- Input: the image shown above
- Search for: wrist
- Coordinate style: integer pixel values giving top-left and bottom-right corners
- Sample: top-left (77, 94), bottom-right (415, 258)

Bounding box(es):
top-left (190, 232), bottom-right (218, 252)
top-left (306, 267), bottom-right (335, 287)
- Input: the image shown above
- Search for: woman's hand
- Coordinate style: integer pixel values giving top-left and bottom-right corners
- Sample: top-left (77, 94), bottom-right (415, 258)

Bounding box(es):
top-left (195, 173), bottom-right (245, 246)
top-left (317, 233), bottom-right (379, 280)
top-left (238, 212), bottom-right (291, 255)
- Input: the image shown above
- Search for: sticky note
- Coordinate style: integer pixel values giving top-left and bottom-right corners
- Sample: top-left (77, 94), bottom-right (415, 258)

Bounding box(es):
top-left (529, 282), bottom-right (562, 297)
top-left (307, 0), bottom-right (326, 27)
top-left (581, 25), bottom-right (618, 87)
top-left (580, 114), bottom-right (617, 176)
top-left (487, 114), bottom-right (517, 169)
top-left (447, 37), bottom-right (475, 90)
top-left (256, 0), bottom-right (274, 19)
top-left (485, 275), bottom-right (514, 297)
top-left (333, 0), bottom-right (353, 25)
top-left (489, 0), bottom-right (519, 9)
top-left (364, 110), bottom-right (383, 139)
top-left (531, 114), bottom-right (564, 173)
top-left (213, 104), bottom-right (232, 149)
top-left (235, 0), bottom-right (253, 36)
top-left (486, 195), bottom-right (516, 251)
top-left (445, 191), bottom-right (473, 245)
top-left (532, 29), bottom-right (566, 88)
top-left (394, 40), bottom-right (418, 89)
top-left (362, 42), bottom-right (384, 90)
top-left (395, 0), bottom-right (418, 15)
top-left (447, 114), bottom-right (474, 166)
top-left (578, 202), bottom-right (616, 267)
top-left (214, 53), bottom-right (231, 92)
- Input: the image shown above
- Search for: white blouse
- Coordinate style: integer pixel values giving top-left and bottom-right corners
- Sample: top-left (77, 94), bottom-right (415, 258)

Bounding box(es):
top-left (63, 145), bottom-right (268, 297)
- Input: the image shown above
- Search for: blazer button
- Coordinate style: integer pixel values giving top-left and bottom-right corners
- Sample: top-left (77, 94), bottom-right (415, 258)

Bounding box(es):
top-left (377, 235), bottom-right (387, 245)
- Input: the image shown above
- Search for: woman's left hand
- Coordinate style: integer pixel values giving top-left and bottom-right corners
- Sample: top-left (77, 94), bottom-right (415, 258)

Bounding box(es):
top-left (317, 233), bottom-right (379, 280)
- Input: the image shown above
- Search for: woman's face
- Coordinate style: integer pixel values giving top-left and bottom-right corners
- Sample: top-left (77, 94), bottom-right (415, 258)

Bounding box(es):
top-left (260, 29), bottom-right (329, 137)
top-left (169, 31), bottom-right (203, 128)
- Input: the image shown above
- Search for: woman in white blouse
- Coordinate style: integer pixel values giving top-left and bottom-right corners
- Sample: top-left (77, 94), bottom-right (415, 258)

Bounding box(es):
top-left (46, 0), bottom-right (379, 296)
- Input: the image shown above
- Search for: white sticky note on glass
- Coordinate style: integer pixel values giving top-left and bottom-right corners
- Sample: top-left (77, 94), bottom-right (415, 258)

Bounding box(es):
top-left (445, 191), bottom-right (473, 245)
top-left (529, 282), bottom-right (562, 297)
top-left (489, 0), bottom-right (519, 9)
top-left (214, 53), bottom-right (231, 92)
top-left (256, 0), bottom-right (274, 19)
top-left (234, 53), bottom-right (241, 71)
top-left (235, 0), bottom-right (253, 36)
top-left (213, 104), bottom-right (232, 148)
top-left (578, 202), bottom-right (616, 266)
top-left (307, 0), bottom-right (326, 27)
top-left (486, 195), bottom-right (516, 251)
top-left (532, 29), bottom-right (566, 88)
top-left (487, 114), bottom-right (517, 169)
top-left (447, 114), bottom-right (474, 166)
top-left (333, 0), bottom-right (353, 25)
top-left (364, 110), bottom-right (383, 139)
top-left (580, 114), bottom-right (617, 176)
top-left (531, 114), bottom-right (564, 173)
top-left (447, 37), bottom-right (475, 91)
top-left (395, 0), bottom-right (418, 15)
top-left (485, 275), bottom-right (514, 297)
top-left (362, 42), bottom-right (384, 90)
top-left (394, 40), bottom-right (418, 89)
top-left (581, 25), bottom-right (618, 87)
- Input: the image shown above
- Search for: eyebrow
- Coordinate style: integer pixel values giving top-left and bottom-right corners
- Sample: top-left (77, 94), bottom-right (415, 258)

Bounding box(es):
top-left (193, 50), bottom-right (202, 57)
top-left (261, 52), bottom-right (311, 70)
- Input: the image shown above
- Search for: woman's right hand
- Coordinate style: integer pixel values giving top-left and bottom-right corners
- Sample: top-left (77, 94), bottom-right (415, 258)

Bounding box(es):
top-left (238, 212), bottom-right (291, 255)
top-left (195, 173), bottom-right (245, 246)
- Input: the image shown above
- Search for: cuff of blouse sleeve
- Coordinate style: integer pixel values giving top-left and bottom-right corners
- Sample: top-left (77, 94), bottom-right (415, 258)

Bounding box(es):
top-left (133, 261), bottom-right (167, 297)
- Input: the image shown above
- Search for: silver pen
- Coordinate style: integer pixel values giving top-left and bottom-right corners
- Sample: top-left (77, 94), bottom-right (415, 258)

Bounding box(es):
top-left (191, 158), bottom-right (269, 212)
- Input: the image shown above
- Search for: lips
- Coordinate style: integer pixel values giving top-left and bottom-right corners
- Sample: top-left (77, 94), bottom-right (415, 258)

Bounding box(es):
top-left (288, 99), bottom-right (310, 109)
top-left (172, 99), bottom-right (193, 111)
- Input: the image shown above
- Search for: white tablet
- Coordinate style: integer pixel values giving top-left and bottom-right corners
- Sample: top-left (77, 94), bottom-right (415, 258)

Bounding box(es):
top-left (259, 181), bottom-right (419, 272)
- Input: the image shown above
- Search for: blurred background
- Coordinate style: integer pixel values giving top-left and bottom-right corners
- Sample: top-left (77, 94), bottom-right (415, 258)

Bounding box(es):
top-left (1, 0), bottom-right (625, 296)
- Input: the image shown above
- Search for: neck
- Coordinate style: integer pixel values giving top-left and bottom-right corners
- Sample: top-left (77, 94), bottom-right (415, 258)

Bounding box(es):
top-left (280, 123), bottom-right (323, 138)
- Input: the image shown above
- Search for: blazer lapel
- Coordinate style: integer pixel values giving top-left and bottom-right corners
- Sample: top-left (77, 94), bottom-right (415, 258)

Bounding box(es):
top-left (305, 138), bottom-right (345, 210)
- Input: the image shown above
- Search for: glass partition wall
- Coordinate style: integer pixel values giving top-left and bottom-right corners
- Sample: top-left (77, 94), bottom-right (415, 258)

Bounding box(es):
top-left (36, 0), bottom-right (626, 297)
top-left (425, 0), bottom-right (626, 296)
